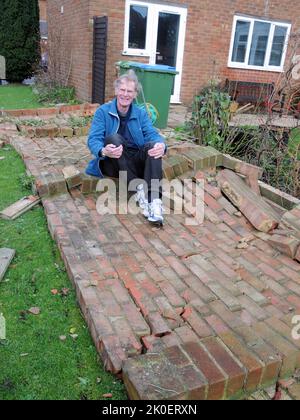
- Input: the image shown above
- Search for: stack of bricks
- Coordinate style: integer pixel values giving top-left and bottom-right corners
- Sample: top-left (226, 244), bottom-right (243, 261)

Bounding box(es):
top-left (18, 124), bottom-right (89, 139)
top-left (1, 103), bottom-right (99, 119)
top-left (35, 173), bottom-right (68, 198)
top-left (162, 145), bottom-right (222, 181)
top-left (181, 146), bottom-right (223, 171)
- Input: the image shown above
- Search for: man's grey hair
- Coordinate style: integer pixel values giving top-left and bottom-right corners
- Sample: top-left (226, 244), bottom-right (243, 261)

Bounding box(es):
top-left (114, 69), bottom-right (141, 93)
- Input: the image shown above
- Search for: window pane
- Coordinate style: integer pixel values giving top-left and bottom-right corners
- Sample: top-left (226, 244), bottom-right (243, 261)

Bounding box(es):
top-left (269, 26), bottom-right (287, 66)
top-left (129, 5), bottom-right (148, 49)
top-left (39, 20), bottom-right (48, 38)
top-left (249, 21), bottom-right (271, 66)
top-left (231, 20), bottom-right (250, 63)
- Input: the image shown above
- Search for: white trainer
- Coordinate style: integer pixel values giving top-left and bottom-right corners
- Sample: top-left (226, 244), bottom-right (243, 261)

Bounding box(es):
top-left (135, 184), bottom-right (149, 217)
top-left (148, 198), bottom-right (163, 225)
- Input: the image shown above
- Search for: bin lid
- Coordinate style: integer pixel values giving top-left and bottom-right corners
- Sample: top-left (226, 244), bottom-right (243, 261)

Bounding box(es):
top-left (117, 61), bottom-right (178, 75)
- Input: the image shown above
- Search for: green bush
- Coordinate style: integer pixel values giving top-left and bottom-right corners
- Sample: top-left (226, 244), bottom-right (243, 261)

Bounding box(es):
top-left (190, 82), bottom-right (231, 151)
top-left (0, 1), bottom-right (40, 82)
top-left (33, 84), bottom-right (78, 105)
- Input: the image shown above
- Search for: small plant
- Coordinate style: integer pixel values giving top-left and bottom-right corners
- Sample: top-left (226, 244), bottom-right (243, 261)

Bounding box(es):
top-left (68, 115), bottom-right (92, 128)
top-left (19, 119), bottom-right (46, 127)
top-left (19, 174), bottom-right (35, 191)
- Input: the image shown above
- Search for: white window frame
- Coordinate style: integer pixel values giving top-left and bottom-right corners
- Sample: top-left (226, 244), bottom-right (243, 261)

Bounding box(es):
top-left (228, 15), bottom-right (291, 72)
top-left (40, 19), bottom-right (48, 40)
top-left (123, 0), bottom-right (152, 56)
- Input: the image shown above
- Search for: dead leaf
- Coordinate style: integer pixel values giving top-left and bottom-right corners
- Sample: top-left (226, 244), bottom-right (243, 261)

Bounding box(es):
top-left (59, 335), bottom-right (67, 341)
top-left (69, 327), bottom-right (76, 334)
top-left (70, 334), bottom-right (78, 340)
top-left (20, 353), bottom-right (29, 357)
top-left (51, 289), bottom-right (59, 295)
top-left (61, 288), bottom-right (70, 296)
top-left (102, 393), bottom-right (113, 398)
top-left (28, 307), bottom-right (40, 315)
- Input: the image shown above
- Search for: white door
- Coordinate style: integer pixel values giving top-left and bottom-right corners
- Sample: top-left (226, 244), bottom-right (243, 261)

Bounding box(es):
top-left (124, 1), bottom-right (187, 103)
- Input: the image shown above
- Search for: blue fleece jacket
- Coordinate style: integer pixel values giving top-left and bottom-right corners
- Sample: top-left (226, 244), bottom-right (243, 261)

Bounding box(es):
top-left (86, 99), bottom-right (165, 177)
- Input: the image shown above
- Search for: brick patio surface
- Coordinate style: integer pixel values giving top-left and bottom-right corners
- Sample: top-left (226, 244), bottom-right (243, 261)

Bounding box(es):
top-left (1, 121), bottom-right (300, 400)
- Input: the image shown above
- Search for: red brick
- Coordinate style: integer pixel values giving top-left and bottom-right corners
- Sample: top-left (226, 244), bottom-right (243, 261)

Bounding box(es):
top-left (268, 235), bottom-right (300, 259)
top-left (262, 290), bottom-right (294, 314)
top-left (233, 325), bottom-right (282, 385)
top-left (158, 280), bottom-right (186, 308)
top-left (287, 295), bottom-right (300, 310)
top-left (164, 345), bottom-right (191, 368)
top-left (219, 331), bottom-right (264, 392)
top-left (205, 314), bottom-right (230, 335)
top-left (265, 317), bottom-right (300, 365)
top-left (165, 255), bottom-right (191, 277)
top-left (100, 335), bottom-right (127, 374)
top-left (183, 341), bottom-right (227, 400)
top-left (178, 364), bottom-right (208, 399)
top-left (254, 321), bottom-right (299, 377)
top-left (201, 337), bottom-right (246, 398)
top-left (161, 332), bottom-right (182, 347)
top-left (87, 308), bottom-right (114, 346)
top-left (217, 169), bottom-right (279, 233)
top-left (121, 301), bottom-right (151, 338)
top-left (142, 335), bottom-right (165, 352)
top-left (277, 254), bottom-right (300, 271)
top-left (281, 267), bottom-right (300, 284)
top-left (175, 325), bottom-right (200, 344)
top-left (258, 263), bottom-right (286, 282)
top-left (36, 107), bottom-right (58, 116)
top-left (204, 193), bottom-right (223, 212)
top-left (182, 307), bottom-right (213, 339)
top-left (204, 183), bottom-right (222, 199)
top-left (134, 272), bottom-right (162, 298)
top-left (110, 317), bottom-right (143, 356)
top-left (147, 312), bottom-right (172, 337)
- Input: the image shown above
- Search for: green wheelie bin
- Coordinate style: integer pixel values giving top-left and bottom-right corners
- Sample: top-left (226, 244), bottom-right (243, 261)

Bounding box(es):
top-left (117, 61), bottom-right (178, 129)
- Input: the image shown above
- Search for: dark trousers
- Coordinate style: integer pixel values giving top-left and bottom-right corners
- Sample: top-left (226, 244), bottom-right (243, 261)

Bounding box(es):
top-left (100, 134), bottom-right (162, 202)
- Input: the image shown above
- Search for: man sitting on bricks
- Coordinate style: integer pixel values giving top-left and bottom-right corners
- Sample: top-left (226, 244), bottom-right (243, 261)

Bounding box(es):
top-left (86, 69), bottom-right (166, 225)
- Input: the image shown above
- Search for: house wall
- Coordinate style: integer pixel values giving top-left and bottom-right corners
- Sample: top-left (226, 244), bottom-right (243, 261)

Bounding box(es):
top-left (47, 1), bottom-right (92, 100)
top-left (39, 0), bottom-right (47, 21)
top-left (48, 0), bottom-right (300, 105)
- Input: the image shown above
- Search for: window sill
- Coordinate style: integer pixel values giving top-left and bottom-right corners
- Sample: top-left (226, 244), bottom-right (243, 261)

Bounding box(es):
top-left (228, 63), bottom-right (284, 73)
top-left (122, 51), bottom-right (150, 58)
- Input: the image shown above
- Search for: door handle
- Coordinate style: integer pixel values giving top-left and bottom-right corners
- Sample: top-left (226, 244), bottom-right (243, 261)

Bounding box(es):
top-left (156, 52), bottom-right (160, 54)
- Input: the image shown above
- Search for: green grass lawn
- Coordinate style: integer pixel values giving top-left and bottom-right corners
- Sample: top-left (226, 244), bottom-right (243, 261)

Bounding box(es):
top-left (0, 84), bottom-right (44, 110)
top-left (0, 145), bottom-right (127, 400)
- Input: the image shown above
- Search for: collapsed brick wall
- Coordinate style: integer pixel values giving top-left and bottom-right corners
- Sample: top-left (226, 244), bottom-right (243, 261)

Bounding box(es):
top-left (47, 0), bottom-right (300, 104)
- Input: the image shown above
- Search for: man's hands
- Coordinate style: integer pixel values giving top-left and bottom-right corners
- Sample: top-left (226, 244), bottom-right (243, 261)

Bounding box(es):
top-left (101, 142), bottom-right (165, 159)
top-left (148, 143), bottom-right (165, 159)
top-left (102, 144), bottom-right (123, 159)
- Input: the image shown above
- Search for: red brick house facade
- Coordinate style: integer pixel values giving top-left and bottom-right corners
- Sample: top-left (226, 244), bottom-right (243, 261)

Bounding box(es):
top-left (47, 0), bottom-right (300, 105)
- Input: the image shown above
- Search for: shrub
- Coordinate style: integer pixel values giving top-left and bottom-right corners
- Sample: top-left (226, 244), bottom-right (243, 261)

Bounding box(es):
top-left (33, 81), bottom-right (78, 105)
top-left (0, 1), bottom-right (40, 82)
top-left (190, 82), bottom-right (231, 151)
